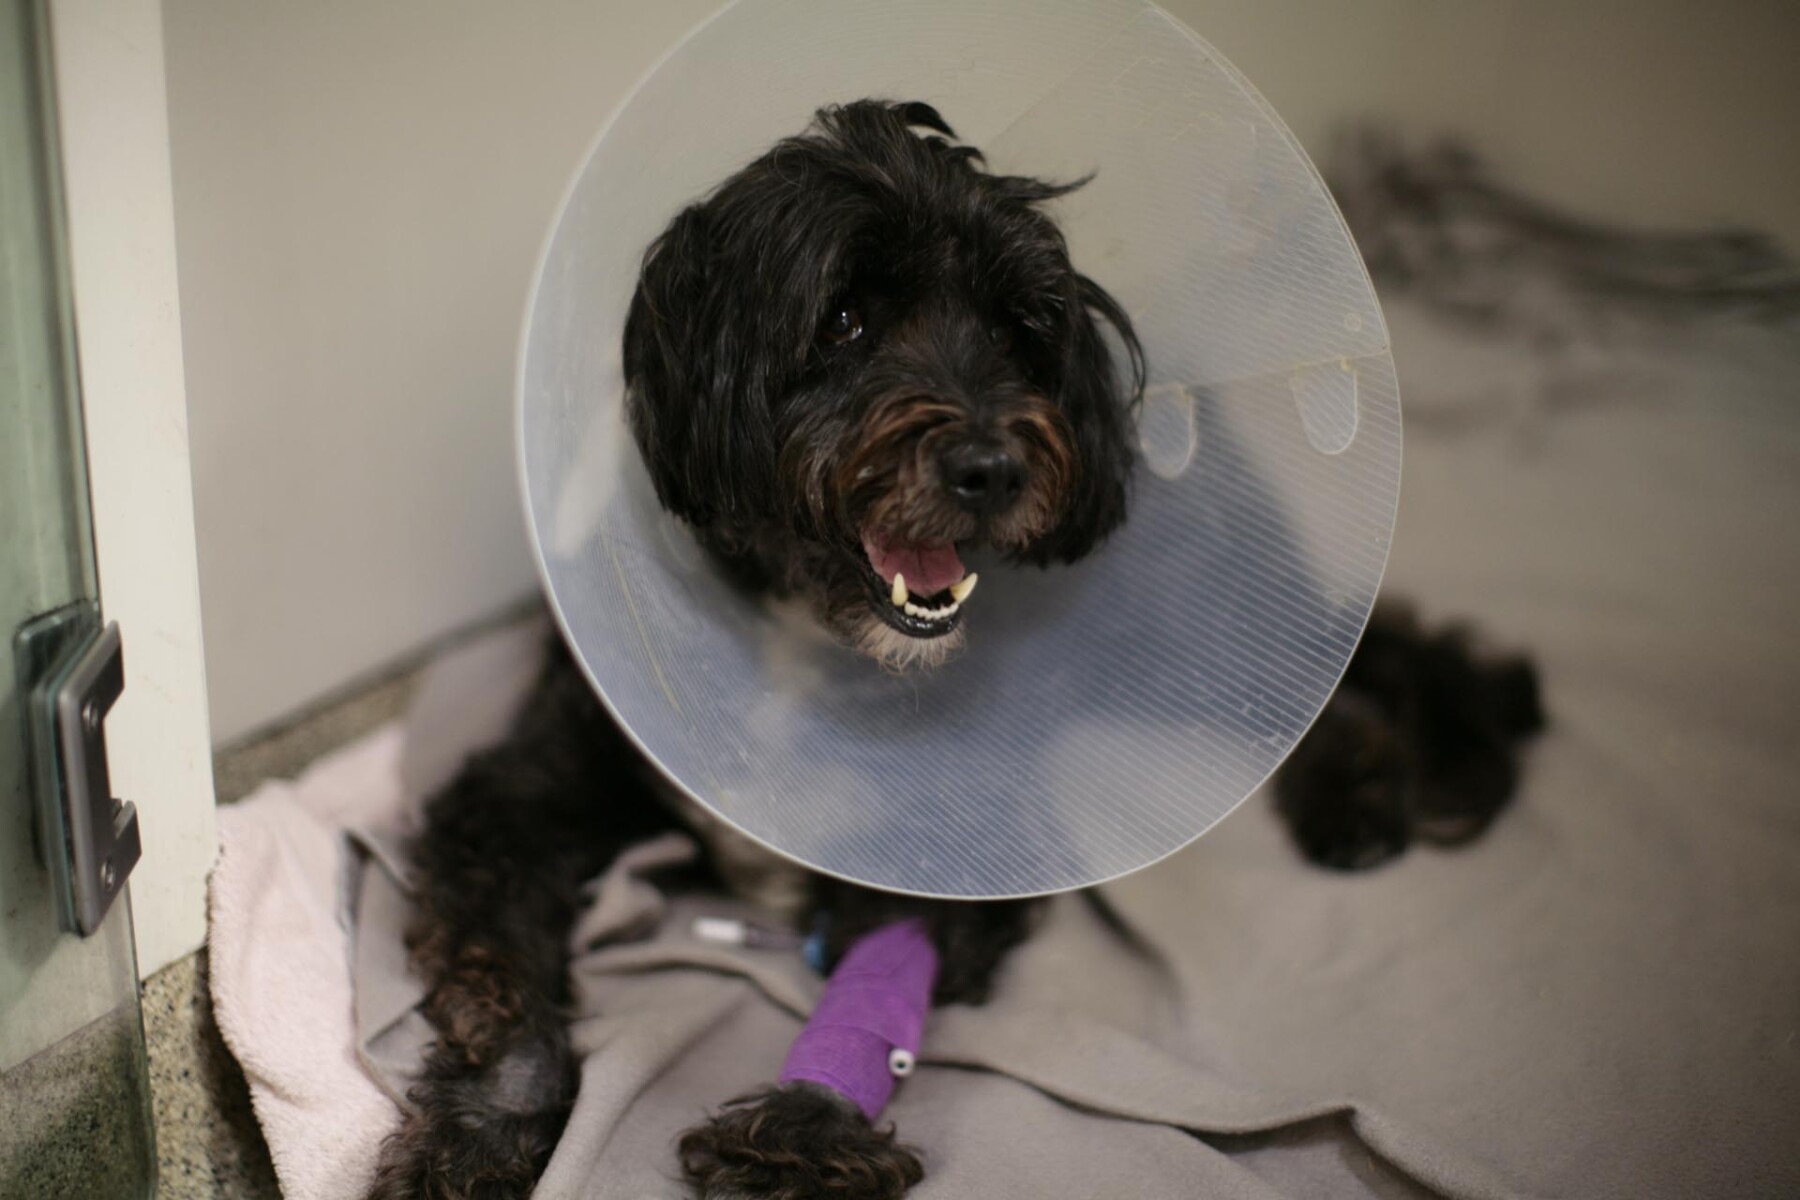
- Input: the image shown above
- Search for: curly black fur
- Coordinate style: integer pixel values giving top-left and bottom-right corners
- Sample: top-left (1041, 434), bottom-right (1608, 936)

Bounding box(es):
top-left (376, 100), bottom-right (1548, 1200)
top-left (679, 1083), bottom-right (923, 1200)
top-left (378, 612), bottom-right (1544, 1197)
top-left (367, 640), bottom-right (681, 1199)
top-left (1274, 604), bottom-right (1546, 870)
top-left (368, 641), bottom-right (1028, 1200)
top-left (624, 100), bottom-right (1143, 667)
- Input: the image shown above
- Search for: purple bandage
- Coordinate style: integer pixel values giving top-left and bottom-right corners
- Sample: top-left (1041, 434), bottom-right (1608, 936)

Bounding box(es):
top-left (778, 919), bottom-right (939, 1119)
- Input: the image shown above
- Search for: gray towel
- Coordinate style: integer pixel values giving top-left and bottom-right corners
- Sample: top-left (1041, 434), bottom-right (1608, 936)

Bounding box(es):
top-left (351, 301), bottom-right (1800, 1200)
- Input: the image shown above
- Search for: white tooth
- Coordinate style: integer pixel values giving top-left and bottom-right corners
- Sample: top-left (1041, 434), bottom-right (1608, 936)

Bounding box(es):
top-left (891, 573), bottom-right (908, 607)
top-left (949, 573), bottom-right (979, 603)
top-left (904, 602), bottom-right (923, 617)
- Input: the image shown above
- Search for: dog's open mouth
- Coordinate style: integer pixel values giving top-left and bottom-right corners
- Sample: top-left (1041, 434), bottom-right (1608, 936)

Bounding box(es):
top-left (860, 529), bottom-right (979, 638)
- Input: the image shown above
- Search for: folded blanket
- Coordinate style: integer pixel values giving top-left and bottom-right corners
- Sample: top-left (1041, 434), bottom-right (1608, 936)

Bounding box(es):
top-left (210, 302), bottom-right (1800, 1200)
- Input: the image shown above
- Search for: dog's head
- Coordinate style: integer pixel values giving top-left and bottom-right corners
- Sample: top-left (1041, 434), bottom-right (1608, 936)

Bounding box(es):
top-left (624, 100), bottom-right (1143, 668)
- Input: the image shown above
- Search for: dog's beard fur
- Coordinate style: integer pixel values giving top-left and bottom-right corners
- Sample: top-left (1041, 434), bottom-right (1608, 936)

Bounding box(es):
top-left (795, 358), bottom-right (1076, 670)
top-left (623, 100), bottom-right (1144, 669)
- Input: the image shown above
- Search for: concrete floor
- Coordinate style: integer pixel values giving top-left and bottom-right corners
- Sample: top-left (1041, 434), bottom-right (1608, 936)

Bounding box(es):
top-left (143, 953), bottom-right (280, 1200)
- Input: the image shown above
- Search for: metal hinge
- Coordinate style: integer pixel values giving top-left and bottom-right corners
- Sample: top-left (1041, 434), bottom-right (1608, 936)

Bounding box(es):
top-left (14, 603), bottom-right (139, 936)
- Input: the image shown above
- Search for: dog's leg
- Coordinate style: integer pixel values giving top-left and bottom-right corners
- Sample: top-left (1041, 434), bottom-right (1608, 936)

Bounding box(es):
top-left (678, 891), bottom-right (1042, 1200)
top-left (367, 641), bottom-right (676, 1200)
top-left (1275, 603), bottom-right (1546, 870)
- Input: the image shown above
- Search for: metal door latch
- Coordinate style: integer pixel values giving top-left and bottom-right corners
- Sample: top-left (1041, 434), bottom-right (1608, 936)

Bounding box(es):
top-left (14, 604), bottom-right (139, 936)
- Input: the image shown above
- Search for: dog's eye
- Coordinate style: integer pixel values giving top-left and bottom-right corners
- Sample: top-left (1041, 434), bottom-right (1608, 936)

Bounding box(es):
top-left (988, 325), bottom-right (1014, 351)
top-left (821, 304), bottom-right (864, 345)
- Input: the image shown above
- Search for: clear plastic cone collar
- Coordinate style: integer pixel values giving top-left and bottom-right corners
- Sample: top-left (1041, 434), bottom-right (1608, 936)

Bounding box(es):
top-left (518, 0), bottom-right (1400, 897)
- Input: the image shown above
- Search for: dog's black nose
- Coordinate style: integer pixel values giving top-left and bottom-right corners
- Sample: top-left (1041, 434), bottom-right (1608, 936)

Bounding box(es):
top-left (939, 439), bottom-right (1027, 515)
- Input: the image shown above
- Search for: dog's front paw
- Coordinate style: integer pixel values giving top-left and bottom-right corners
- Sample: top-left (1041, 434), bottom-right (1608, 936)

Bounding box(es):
top-left (678, 1082), bottom-right (923, 1200)
top-left (367, 1106), bottom-right (565, 1200)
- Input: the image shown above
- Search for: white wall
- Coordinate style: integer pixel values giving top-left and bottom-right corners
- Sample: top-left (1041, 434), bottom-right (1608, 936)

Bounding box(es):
top-left (164, 0), bottom-right (720, 743)
top-left (164, 0), bottom-right (1800, 744)
top-left (52, 0), bottom-right (216, 975)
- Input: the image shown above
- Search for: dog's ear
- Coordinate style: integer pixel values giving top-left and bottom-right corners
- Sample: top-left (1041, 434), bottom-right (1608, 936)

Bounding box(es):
top-left (623, 205), bottom-right (779, 528)
top-left (1031, 275), bottom-right (1143, 563)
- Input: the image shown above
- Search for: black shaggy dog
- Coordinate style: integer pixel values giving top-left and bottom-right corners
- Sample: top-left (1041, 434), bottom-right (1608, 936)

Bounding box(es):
top-left (368, 101), bottom-right (1543, 1200)
top-left (624, 99), bottom-right (1138, 671)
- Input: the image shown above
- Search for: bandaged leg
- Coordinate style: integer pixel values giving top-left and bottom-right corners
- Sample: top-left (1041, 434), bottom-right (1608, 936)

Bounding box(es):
top-left (778, 919), bottom-right (939, 1118)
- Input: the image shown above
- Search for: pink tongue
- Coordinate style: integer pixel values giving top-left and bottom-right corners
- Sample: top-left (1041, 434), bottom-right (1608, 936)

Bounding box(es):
top-left (862, 532), bottom-right (966, 596)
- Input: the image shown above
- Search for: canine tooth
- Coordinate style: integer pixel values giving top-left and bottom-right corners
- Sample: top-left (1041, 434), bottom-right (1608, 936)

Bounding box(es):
top-left (950, 574), bottom-right (978, 603)
top-left (891, 573), bottom-right (908, 607)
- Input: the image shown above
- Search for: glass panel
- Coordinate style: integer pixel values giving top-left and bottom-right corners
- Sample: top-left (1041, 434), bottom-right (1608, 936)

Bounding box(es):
top-left (0, 1), bottom-right (156, 1196)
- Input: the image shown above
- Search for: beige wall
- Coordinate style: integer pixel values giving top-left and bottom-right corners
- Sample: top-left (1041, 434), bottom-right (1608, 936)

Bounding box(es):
top-left (165, 0), bottom-right (1800, 744)
top-left (1169, 0), bottom-right (1800, 249)
top-left (165, 1), bottom-right (719, 742)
